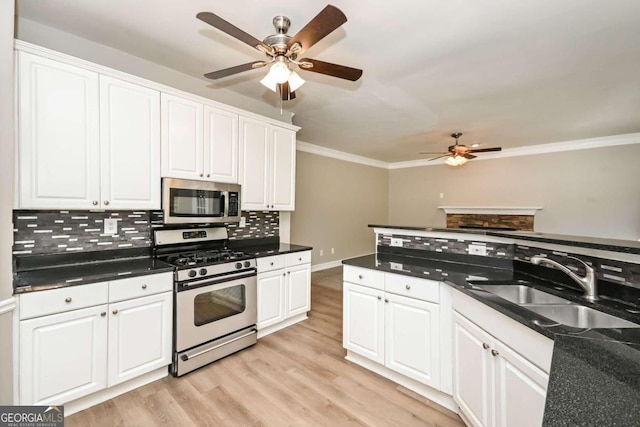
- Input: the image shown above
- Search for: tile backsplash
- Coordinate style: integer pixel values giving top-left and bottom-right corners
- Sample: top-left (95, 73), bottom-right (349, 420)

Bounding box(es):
top-left (13, 210), bottom-right (280, 256)
top-left (377, 233), bottom-right (515, 259)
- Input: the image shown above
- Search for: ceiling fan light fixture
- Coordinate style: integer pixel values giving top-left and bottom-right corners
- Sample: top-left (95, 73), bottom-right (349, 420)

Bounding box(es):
top-left (445, 155), bottom-right (468, 167)
top-left (288, 70), bottom-right (305, 91)
top-left (260, 74), bottom-right (278, 92)
top-left (270, 60), bottom-right (291, 84)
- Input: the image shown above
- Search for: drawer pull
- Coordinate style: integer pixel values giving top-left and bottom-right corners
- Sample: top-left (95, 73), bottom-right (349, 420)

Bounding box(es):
top-left (405, 284), bottom-right (411, 290)
top-left (142, 284), bottom-right (148, 289)
top-left (358, 274), bottom-right (363, 279)
top-left (101, 312), bottom-right (106, 317)
top-left (491, 349), bottom-right (499, 357)
top-left (103, 200), bottom-right (110, 206)
top-left (384, 299), bottom-right (389, 303)
top-left (270, 262), bottom-right (274, 266)
top-left (377, 296), bottom-right (382, 300)
top-left (112, 309), bottom-right (119, 315)
top-left (92, 200), bottom-right (98, 206)
top-left (287, 271), bottom-right (290, 275)
top-left (65, 297), bottom-right (72, 303)
top-left (283, 273), bottom-right (286, 277)
top-left (483, 343), bottom-right (490, 350)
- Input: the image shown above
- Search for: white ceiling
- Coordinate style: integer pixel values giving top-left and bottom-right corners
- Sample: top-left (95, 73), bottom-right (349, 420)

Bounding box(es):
top-left (16, 0), bottom-right (640, 162)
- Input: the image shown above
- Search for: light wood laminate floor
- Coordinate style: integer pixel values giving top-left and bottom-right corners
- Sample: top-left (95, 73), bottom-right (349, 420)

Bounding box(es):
top-left (67, 267), bottom-right (463, 426)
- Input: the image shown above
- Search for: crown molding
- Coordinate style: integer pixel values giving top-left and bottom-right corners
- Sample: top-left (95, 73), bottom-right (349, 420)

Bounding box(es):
top-left (438, 206), bottom-right (543, 215)
top-left (296, 141), bottom-right (389, 169)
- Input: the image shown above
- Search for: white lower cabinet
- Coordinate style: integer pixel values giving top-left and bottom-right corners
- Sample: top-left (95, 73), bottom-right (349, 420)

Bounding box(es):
top-left (257, 251), bottom-right (311, 336)
top-left (343, 267), bottom-right (442, 391)
top-left (453, 290), bottom-right (552, 427)
top-left (18, 273), bottom-right (173, 406)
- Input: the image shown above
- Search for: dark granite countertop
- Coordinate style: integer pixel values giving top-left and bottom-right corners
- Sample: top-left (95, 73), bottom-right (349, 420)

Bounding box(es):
top-left (238, 243), bottom-right (313, 258)
top-left (343, 251), bottom-right (640, 426)
top-left (368, 224), bottom-right (640, 255)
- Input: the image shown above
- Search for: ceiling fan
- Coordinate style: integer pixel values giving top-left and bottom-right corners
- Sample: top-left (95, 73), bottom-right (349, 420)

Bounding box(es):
top-left (196, 5), bottom-right (363, 101)
top-left (420, 133), bottom-right (502, 166)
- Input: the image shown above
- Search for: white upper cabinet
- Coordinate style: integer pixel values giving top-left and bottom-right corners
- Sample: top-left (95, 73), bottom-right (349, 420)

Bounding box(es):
top-left (17, 51), bottom-right (101, 209)
top-left (16, 52), bottom-right (161, 210)
top-left (99, 76), bottom-right (160, 209)
top-left (161, 95), bottom-right (240, 184)
top-left (160, 93), bottom-right (204, 180)
top-left (204, 106), bottom-right (239, 183)
top-left (239, 116), bottom-right (296, 211)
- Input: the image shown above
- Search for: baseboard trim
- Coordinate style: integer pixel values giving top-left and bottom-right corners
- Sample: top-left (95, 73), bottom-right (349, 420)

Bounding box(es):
top-left (345, 351), bottom-right (458, 414)
top-left (311, 260), bottom-right (344, 272)
top-left (257, 313), bottom-right (308, 339)
top-left (0, 297), bottom-right (16, 316)
top-left (64, 367), bottom-right (168, 416)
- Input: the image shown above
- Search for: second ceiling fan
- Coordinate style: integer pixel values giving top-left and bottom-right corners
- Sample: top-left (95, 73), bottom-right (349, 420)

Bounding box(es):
top-left (420, 133), bottom-right (502, 166)
top-left (197, 5), bottom-right (363, 100)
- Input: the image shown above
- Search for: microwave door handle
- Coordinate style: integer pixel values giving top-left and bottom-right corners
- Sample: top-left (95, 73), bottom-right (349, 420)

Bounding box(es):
top-left (222, 192), bottom-right (228, 217)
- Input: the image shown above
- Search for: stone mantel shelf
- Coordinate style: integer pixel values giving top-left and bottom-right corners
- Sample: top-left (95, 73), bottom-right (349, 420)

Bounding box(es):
top-left (438, 206), bottom-right (543, 216)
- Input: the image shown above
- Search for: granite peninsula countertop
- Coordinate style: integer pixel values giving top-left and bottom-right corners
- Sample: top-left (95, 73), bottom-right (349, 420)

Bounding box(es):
top-left (368, 224), bottom-right (640, 255)
top-left (343, 251), bottom-right (640, 426)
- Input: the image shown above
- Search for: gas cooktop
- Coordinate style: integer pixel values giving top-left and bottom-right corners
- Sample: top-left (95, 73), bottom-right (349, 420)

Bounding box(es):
top-left (160, 249), bottom-right (252, 268)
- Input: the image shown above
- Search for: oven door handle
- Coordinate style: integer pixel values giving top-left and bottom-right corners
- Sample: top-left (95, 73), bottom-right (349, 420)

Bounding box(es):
top-left (180, 329), bottom-right (257, 361)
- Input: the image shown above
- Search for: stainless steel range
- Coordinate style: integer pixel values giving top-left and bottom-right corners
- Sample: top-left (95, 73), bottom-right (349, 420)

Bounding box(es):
top-left (154, 227), bottom-right (257, 377)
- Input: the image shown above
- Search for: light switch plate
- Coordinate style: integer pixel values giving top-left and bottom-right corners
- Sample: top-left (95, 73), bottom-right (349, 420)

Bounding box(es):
top-left (104, 218), bottom-right (118, 235)
top-left (390, 238), bottom-right (403, 247)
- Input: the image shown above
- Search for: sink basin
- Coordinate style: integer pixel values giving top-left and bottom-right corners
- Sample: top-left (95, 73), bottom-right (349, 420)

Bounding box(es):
top-left (526, 304), bottom-right (640, 329)
top-left (474, 284), bottom-right (572, 305)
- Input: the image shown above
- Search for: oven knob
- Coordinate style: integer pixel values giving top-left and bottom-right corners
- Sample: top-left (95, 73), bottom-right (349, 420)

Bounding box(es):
top-left (244, 261), bottom-right (251, 268)
top-left (199, 268), bottom-right (207, 276)
top-left (235, 262), bottom-right (243, 269)
top-left (188, 270), bottom-right (197, 278)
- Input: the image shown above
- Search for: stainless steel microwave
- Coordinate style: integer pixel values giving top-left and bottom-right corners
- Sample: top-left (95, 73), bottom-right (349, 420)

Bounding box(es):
top-left (162, 178), bottom-right (241, 224)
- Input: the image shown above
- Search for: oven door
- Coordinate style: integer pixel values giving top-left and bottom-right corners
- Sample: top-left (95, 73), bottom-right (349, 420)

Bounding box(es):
top-left (175, 274), bottom-right (257, 352)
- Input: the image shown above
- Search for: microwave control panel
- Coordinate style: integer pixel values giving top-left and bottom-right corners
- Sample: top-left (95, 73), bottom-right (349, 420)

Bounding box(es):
top-left (228, 192), bottom-right (239, 216)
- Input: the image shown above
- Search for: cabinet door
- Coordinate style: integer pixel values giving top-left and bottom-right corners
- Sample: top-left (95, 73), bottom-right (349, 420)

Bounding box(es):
top-left (161, 94), bottom-right (203, 180)
top-left (257, 270), bottom-right (286, 329)
top-left (204, 106), bottom-right (239, 183)
top-left (343, 282), bottom-right (385, 364)
top-left (453, 312), bottom-right (494, 427)
top-left (270, 126), bottom-right (296, 211)
top-left (385, 293), bottom-right (440, 388)
top-left (19, 305), bottom-right (108, 405)
top-left (17, 52), bottom-right (100, 209)
top-left (100, 76), bottom-right (160, 209)
top-left (239, 116), bottom-right (270, 210)
top-left (285, 264), bottom-right (311, 318)
top-left (107, 292), bottom-right (172, 387)
top-left (494, 341), bottom-right (548, 427)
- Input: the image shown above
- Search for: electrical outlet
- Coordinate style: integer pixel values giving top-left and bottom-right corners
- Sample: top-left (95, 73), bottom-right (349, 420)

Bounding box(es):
top-left (239, 217), bottom-right (246, 227)
top-left (331, 248), bottom-right (335, 254)
top-left (320, 249), bottom-right (324, 256)
top-left (390, 238), bottom-right (403, 247)
top-left (468, 244), bottom-right (487, 256)
top-left (104, 218), bottom-right (118, 235)
top-left (440, 192), bottom-right (444, 199)
top-left (390, 262), bottom-right (403, 271)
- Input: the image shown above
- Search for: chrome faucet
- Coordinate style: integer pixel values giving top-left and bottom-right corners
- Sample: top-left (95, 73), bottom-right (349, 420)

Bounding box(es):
top-left (530, 256), bottom-right (599, 301)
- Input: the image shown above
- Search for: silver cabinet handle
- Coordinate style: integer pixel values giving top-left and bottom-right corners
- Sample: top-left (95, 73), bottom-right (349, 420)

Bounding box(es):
top-left (377, 296), bottom-right (382, 300)
top-left (298, 257), bottom-right (302, 261)
top-left (405, 284), bottom-right (411, 290)
top-left (283, 273), bottom-right (286, 277)
top-left (199, 173), bottom-right (204, 177)
top-left (206, 174), bottom-right (210, 178)
top-left (358, 275), bottom-right (363, 279)
top-left (491, 349), bottom-right (499, 357)
top-left (100, 312), bottom-right (106, 317)
top-left (141, 284), bottom-right (147, 289)
top-left (270, 262), bottom-right (274, 266)
top-left (65, 297), bottom-right (72, 303)
top-left (384, 299), bottom-right (389, 303)
top-left (287, 271), bottom-right (290, 275)
top-left (103, 200), bottom-right (110, 206)
top-left (483, 343), bottom-right (490, 350)
top-left (112, 309), bottom-right (119, 315)
top-left (92, 200), bottom-right (98, 206)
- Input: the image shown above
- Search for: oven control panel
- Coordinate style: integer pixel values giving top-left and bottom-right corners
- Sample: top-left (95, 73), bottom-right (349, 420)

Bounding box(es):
top-left (177, 259), bottom-right (257, 283)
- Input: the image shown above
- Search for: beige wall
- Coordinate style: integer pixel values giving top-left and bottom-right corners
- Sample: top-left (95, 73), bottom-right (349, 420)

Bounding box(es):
top-left (389, 143), bottom-right (640, 240)
top-left (290, 151), bottom-right (388, 265)
top-left (15, 17), bottom-right (291, 123)
top-left (0, 0), bottom-right (15, 405)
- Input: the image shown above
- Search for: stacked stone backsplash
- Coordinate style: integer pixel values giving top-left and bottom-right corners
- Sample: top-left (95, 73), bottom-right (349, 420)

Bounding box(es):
top-left (13, 210), bottom-right (279, 256)
top-left (378, 232), bottom-right (640, 290)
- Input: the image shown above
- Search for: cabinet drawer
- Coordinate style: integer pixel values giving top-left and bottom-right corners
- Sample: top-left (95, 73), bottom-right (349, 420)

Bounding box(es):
top-left (109, 272), bottom-right (173, 303)
top-left (257, 255), bottom-right (286, 273)
top-left (286, 251), bottom-right (311, 267)
top-left (343, 265), bottom-right (384, 290)
top-left (385, 273), bottom-right (439, 303)
top-left (20, 282), bottom-right (109, 320)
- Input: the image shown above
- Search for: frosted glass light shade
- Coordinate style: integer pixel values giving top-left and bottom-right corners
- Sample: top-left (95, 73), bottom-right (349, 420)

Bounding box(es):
top-left (270, 61), bottom-right (291, 84)
top-left (260, 74), bottom-right (278, 92)
top-left (445, 155), bottom-right (468, 166)
top-left (288, 71), bottom-right (305, 92)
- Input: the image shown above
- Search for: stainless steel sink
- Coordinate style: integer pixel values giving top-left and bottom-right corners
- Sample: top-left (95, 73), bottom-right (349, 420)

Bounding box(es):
top-left (474, 284), bottom-right (572, 305)
top-left (525, 304), bottom-right (640, 329)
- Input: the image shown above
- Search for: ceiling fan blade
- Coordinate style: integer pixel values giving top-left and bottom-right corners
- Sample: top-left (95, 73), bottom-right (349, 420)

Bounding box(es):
top-left (204, 61), bottom-right (267, 79)
top-left (197, 12), bottom-right (273, 54)
top-left (427, 154), bottom-right (452, 161)
top-left (463, 153), bottom-right (477, 160)
top-left (469, 147), bottom-right (502, 153)
top-left (299, 58), bottom-right (362, 81)
top-left (286, 5), bottom-right (347, 56)
top-left (419, 152), bottom-right (448, 155)
top-left (278, 82), bottom-right (296, 101)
